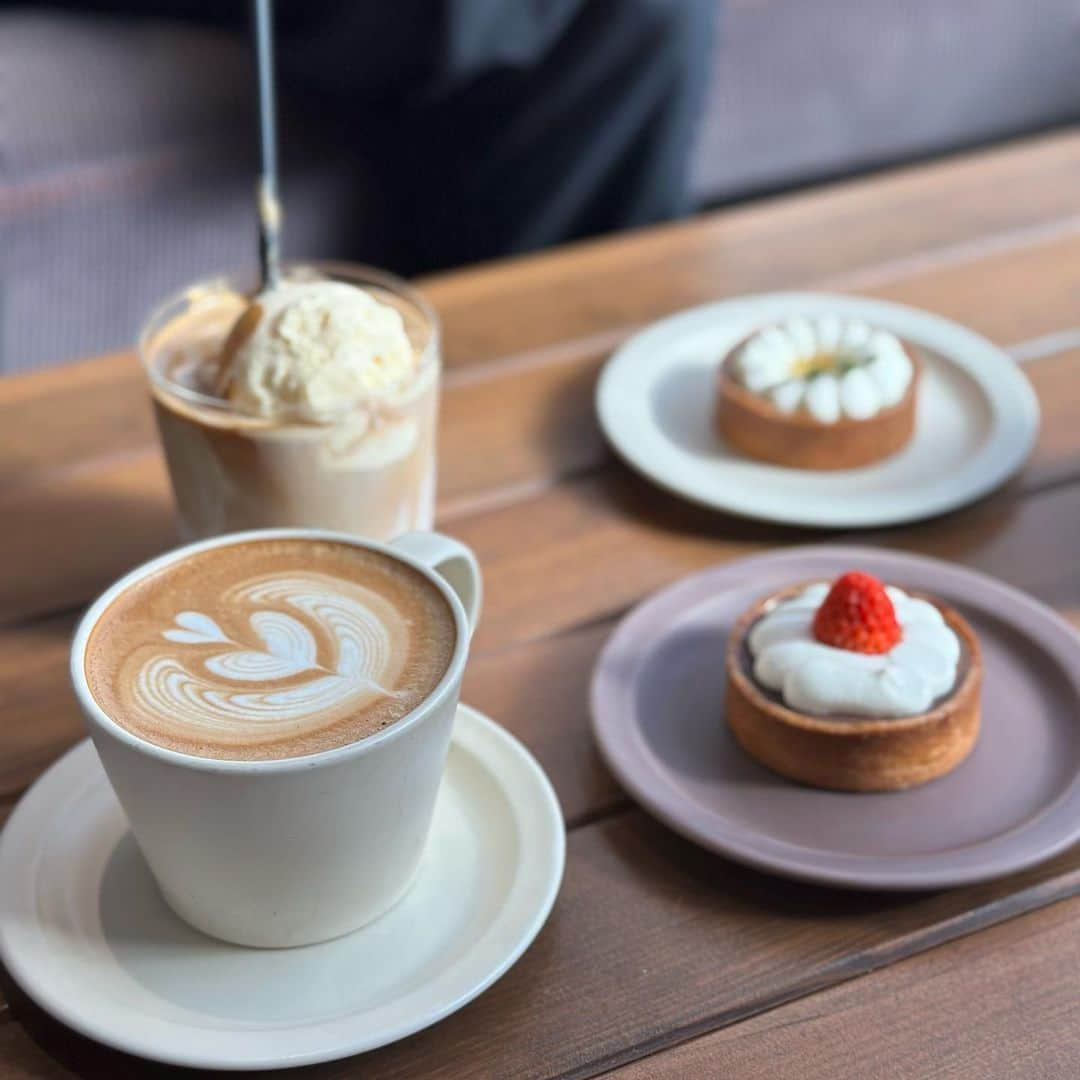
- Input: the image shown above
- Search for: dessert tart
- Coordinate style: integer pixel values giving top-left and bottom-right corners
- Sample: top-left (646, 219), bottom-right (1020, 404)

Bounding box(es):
top-left (725, 571), bottom-right (981, 792)
top-left (716, 316), bottom-right (921, 469)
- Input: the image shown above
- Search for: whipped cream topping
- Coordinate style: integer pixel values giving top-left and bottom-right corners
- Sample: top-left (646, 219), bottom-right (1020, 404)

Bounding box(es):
top-left (733, 317), bottom-right (913, 423)
top-left (748, 583), bottom-right (960, 719)
top-left (223, 281), bottom-right (419, 422)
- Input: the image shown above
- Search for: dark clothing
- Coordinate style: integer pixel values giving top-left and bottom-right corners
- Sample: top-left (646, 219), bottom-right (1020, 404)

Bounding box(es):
top-left (33, 0), bottom-right (715, 273)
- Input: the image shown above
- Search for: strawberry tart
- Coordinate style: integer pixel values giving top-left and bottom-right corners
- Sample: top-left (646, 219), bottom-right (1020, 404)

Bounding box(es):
top-left (715, 316), bottom-right (921, 469)
top-left (725, 571), bottom-right (981, 791)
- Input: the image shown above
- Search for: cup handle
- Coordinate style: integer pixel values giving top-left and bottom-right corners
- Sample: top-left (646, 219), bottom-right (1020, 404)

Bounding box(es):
top-left (389, 532), bottom-right (482, 638)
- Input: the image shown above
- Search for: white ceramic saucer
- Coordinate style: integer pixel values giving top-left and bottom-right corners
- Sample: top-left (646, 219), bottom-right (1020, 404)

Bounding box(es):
top-left (596, 292), bottom-right (1039, 528)
top-left (0, 705), bottom-right (564, 1070)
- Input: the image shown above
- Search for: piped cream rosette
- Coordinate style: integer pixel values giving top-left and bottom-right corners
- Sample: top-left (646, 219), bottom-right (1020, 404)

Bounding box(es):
top-left (734, 317), bottom-right (914, 424)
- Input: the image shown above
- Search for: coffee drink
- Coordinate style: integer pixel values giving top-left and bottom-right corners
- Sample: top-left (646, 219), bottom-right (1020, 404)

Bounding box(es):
top-left (142, 267), bottom-right (440, 542)
top-left (75, 527), bottom-right (479, 946)
top-left (85, 538), bottom-right (456, 761)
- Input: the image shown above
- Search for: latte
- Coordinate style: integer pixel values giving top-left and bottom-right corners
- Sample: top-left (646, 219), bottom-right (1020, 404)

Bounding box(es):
top-left (84, 538), bottom-right (457, 761)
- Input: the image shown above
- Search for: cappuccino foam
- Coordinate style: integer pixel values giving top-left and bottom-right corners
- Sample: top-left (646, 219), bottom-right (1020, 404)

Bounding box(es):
top-left (85, 539), bottom-right (456, 761)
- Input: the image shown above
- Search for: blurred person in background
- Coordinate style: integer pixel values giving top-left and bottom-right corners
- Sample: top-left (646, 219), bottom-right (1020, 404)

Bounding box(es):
top-left (2, 0), bottom-right (715, 370)
top-left (40, 0), bottom-right (717, 273)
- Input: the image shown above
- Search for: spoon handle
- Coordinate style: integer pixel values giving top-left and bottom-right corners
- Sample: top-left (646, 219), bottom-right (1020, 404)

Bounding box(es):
top-left (252, 0), bottom-right (281, 291)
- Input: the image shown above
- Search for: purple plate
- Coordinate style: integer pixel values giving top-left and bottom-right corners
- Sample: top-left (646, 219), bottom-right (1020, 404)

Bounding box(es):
top-left (591, 546), bottom-right (1080, 890)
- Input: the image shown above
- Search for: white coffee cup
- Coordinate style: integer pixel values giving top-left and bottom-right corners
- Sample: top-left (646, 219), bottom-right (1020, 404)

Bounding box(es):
top-left (70, 528), bottom-right (481, 948)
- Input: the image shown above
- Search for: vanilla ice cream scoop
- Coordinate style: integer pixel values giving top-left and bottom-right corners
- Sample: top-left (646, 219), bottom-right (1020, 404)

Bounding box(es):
top-left (219, 280), bottom-right (417, 422)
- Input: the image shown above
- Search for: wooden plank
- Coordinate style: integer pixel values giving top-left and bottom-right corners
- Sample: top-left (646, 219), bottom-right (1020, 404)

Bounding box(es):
top-left (2, 814), bottom-right (1076, 1079)
top-left (608, 896), bottom-right (1080, 1080)
top-left (442, 339), bottom-right (1080, 519)
top-left (866, 228), bottom-right (1080, 346)
top-left (4, 226), bottom-right (1080, 627)
top-left (1023, 347), bottom-right (1080, 489)
top-left (0, 1010), bottom-right (74, 1080)
top-left (0, 353), bottom-right (151, 489)
top-left (3, 132), bottom-right (1079, 492)
top-left (458, 470), bottom-right (1080, 655)
top-left (464, 624), bottom-right (623, 827)
top-left (0, 344), bottom-right (612, 505)
top-left (0, 614), bottom-right (82, 811)
top-left (424, 131), bottom-right (1080, 365)
top-left (438, 347), bottom-right (610, 515)
top-left (0, 454), bottom-right (177, 625)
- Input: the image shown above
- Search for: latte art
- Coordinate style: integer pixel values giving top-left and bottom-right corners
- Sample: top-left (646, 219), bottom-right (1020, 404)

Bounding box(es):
top-left (85, 539), bottom-right (457, 760)
top-left (134, 573), bottom-right (403, 741)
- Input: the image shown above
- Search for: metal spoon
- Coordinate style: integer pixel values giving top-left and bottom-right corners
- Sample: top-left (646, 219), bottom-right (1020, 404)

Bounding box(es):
top-left (216, 0), bottom-right (281, 394)
top-left (252, 0), bottom-right (281, 293)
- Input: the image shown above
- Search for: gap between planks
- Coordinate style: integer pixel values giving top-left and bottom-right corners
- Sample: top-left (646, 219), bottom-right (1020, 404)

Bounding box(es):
top-left (582, 891), bottom-right (1080, 1080)
top-left (562, 883), bottom-right (1080, 1080)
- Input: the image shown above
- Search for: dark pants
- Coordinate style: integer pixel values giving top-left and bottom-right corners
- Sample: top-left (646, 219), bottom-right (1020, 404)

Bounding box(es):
top-left (41, 0), bottom-right (717, 273)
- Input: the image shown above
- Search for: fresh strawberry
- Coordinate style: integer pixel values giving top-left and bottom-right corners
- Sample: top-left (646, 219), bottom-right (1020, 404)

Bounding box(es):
top-left (812, 571), bottom-right (901, 654)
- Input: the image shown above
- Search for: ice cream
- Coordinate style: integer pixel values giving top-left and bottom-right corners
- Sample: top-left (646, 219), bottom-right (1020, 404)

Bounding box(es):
top-left (219, 281), bottom-right (419, 422)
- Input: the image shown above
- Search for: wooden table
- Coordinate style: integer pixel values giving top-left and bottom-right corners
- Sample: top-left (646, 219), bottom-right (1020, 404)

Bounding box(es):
top-left (2, 130), bottom-right (1080, 1078)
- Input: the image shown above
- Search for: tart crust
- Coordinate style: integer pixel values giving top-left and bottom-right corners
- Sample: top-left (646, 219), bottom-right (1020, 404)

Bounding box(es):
top-left (715, 336), bottom-right (922, 470)
top-left (725, 585), bottom-right (981, 792)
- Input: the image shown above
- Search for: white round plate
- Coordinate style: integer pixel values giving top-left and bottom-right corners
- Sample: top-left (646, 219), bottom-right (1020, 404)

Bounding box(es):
top-left (596, 292), bottom-right (1039, 528)
top-left (0, 705), bottom-right (564, 1070)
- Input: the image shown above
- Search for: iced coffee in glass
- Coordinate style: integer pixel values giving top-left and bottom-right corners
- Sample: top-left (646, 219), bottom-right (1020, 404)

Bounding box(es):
top-left (140, 264), bottom-right (439, 541)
